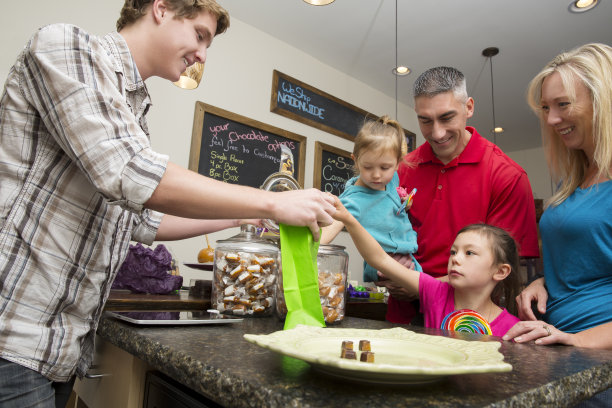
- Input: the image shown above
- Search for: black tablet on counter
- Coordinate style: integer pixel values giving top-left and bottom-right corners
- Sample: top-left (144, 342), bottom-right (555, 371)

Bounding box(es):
top-left (105, 311), bottom-right (243, 326)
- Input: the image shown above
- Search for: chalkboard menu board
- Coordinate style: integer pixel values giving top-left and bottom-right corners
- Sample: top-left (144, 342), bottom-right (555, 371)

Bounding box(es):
top-left (188, 102), bottom-right (306, 189)
top-left (313, 142), bottom-right (354, 196)
top-left (271, 70), bottom-right (373, 142)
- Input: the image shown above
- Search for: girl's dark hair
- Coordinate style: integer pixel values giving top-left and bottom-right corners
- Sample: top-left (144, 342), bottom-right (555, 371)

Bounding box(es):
top-left (456, 223), bottom-right (521, 316)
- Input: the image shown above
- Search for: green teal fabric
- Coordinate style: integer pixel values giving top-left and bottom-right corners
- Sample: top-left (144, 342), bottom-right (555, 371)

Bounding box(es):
top-left (279, 224), bottom-right (325, 330)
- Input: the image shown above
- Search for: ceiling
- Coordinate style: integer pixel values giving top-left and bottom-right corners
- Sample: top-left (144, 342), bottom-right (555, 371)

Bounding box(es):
top-left (217, 0), bottom-right (612, 153)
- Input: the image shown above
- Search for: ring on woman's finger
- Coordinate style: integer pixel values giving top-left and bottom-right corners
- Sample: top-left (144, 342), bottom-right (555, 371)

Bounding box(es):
top-left (543, 325), bottom-right (552, 337)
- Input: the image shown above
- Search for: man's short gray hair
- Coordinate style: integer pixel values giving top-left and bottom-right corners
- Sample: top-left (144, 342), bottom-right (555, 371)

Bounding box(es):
top-left (413, 66), bottom-right (468, 103)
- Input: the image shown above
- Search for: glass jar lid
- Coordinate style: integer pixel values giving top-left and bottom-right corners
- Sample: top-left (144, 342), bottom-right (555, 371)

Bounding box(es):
top-left (259, 172), bottom-right (301, 233)
top-left (318, 244), bottom-right (347, 254)
top-left (216, 224), bottom-right (279, 253)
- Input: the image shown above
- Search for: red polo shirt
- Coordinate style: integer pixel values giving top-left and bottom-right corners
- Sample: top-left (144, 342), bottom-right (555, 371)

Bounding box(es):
top-left (389, 127), bottom-right (540, 323)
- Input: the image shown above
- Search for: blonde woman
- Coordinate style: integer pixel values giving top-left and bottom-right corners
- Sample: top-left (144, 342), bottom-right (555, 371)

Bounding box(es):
top-left (505, 43), bottom-right (612, 352)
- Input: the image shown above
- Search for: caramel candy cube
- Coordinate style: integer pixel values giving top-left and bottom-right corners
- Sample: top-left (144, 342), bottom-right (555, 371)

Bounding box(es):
top-left (229, 265), bottom-right (243, 279)
top-left (237, 271), bottom-right (252, 284)
top-left (341, 340), bottom-right (353, 351)
top-left (333, 273), bottom-right (344, 285)
top-left (247, 264), bottom-right (261, 273)
top-left (328, 296), bottom-right (342, 307)
top-left (340, 349), bottom-right (356, 359)
top-left (225, 253), bottom-right (240, 261)
top-left (359, 340), bottom-right (371, 351)
top-left (360, 351), bottom-right (375, 363)
top-left (325, 308), bottom-right (339, 323)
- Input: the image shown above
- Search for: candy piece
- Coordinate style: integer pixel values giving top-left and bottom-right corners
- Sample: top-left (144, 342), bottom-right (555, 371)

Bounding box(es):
top-left (248, 282), bottom-right (264, 294)
top-left (257, 257), bottom-right (275, 266)
top-left (328, 296), bottom-right (342, 307)
top-left (325, 308), bottom-right (339, 323)
top-left (340, 349), bottom-right (356, 359)
top-left (360, 351), bottom-right (375, 363)
top-left (229, 265), bottom-right (243, 279)
top-left (358, 340), bottom-right (371, 351)
top-left (252, 304), bottom-right (266, 313)
top-left (225, 253), bottom-right (240, 261)
top-left (224, 285), bottom-right (235, 296)
top-left (247, 264), bottom-right (262, 273)
top-left (319, 285), bottom-right (331, 297)
top-left (237, 271), bottom-right (252, 284)
top-left (441, 309), bottom-right (492, 335)
top-left (341, 340), bottom-right (353, 351)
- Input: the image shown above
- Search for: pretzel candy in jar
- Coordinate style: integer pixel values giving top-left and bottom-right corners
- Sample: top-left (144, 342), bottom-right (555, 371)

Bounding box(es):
top-left (212, 224), bottom-right (279, 316)
top-left (276, 244), bottom-right (349, 324)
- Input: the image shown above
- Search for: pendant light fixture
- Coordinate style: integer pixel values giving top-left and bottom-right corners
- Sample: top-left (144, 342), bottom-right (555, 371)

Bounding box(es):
top-left (173, 62), bottom-right (204, 90)
top-left (482, 47), bottom-right (502, 144)
top-left (392, 0), bottom-right (410, 82)
top-left (569, 0), bottom-right (599, 13)
top-left (303, 0), bottom-right (335, 5)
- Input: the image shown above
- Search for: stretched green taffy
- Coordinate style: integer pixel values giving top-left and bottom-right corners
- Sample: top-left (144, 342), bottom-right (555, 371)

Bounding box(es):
top-left (279, 224), bottom-right (325, 330)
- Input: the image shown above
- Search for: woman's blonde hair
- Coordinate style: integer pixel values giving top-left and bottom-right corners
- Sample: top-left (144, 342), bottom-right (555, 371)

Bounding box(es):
top-left (352, 115), bottom-right (408, 176)
top-left (117, 0), bottom-right (230, 34)
top-left (526, 43), bottom-right (612, 207)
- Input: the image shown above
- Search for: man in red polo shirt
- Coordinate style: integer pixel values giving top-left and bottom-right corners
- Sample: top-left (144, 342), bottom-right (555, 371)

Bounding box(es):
top-left (378, 66), bottom-right (540, 324)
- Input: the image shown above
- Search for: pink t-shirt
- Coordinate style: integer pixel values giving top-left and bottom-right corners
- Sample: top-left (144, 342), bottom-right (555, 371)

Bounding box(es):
top-left (418, 273), bottom-right (520, 337)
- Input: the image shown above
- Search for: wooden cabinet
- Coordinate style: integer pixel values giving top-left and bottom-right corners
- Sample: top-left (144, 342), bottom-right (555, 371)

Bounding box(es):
top-left (143, 371), bottom-right (221, 408)
top-left (73, 336), bottom-right (149, 408)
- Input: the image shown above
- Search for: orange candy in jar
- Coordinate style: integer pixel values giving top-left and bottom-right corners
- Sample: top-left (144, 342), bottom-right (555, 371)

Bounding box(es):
top-left (276, 244), bottom-right (349, 324)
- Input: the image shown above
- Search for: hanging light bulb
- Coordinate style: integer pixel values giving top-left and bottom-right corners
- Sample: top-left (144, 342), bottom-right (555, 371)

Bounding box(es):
top-left (173, 62), bottom-right (204, 90)
top-left (482, 47), bottom-right (501, 143)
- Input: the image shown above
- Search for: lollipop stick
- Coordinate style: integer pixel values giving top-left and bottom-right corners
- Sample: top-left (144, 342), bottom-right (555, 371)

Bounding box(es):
top-left (205, 234), bottom-right (210, 248)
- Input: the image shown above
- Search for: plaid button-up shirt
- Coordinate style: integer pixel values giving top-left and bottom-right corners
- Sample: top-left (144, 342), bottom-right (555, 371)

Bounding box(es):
top-left (0, 24), bottom-right (168, 381)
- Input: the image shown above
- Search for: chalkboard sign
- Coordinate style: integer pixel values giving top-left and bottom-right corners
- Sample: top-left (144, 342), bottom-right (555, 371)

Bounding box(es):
top-left (313, 142), bottom-right (354, 196)
top-left (188, 102), bottom-right (306, 189)
top-left (271, 70), bottom-right (372, 142)
top-left (270, 70), bottom-right (416, 150)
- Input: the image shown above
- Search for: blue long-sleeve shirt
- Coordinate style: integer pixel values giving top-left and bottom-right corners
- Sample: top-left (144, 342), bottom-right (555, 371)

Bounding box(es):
top-left (340, 173), bottom-right (421, 281)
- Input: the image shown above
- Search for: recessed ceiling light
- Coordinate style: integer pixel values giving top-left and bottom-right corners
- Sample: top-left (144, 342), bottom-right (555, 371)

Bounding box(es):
top-left (494, 127), bottom-right (504, 134)
top-left (303, 0), bottom-right (335, 5)
top-left (392, 66), bottom-right (411, 76)
top-left (568, 0), bottom-right (599, 13)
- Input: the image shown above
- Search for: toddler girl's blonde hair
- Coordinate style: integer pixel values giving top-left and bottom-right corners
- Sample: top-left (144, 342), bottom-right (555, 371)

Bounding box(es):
top-left (352, 115), bottom-right (407, 175)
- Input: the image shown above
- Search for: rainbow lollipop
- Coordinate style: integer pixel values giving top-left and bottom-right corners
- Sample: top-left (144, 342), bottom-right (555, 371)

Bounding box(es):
top-left (441, 309), bottom-right (492, 335)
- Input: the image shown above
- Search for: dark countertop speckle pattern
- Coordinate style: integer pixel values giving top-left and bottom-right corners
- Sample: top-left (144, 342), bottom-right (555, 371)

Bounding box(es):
top-left (98, 315), bottom-right (612, 407)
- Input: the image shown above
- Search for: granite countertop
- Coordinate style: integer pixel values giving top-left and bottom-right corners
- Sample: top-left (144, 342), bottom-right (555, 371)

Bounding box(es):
top-left (97, 314), bottom-right (612, 407)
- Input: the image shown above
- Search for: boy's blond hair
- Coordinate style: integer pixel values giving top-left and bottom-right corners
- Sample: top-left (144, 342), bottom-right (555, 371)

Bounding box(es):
top-left (116, 0), bottom-right (230, 34)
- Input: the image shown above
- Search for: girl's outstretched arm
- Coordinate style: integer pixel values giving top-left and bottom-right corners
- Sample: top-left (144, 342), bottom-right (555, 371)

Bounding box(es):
top-left (330, 196), bottom-right (420, 296)
top-left (320, 219), bottom-right (345, 244)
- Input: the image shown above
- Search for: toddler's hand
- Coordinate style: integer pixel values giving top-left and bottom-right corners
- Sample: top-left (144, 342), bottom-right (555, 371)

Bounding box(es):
top-left (328, 194), bottom-right (351, 223)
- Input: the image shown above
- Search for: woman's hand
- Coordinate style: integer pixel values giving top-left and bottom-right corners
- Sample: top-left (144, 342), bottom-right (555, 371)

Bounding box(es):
top-left (502, 320), bottom-right (576, 346)
top-left (516, 277), bottom-right (548, 321)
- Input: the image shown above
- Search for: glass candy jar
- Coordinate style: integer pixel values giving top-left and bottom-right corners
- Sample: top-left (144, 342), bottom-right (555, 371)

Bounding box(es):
top-left (211, 224), bottom-right (279, 317)
top-left (276, 244), bottom-right (349, 324)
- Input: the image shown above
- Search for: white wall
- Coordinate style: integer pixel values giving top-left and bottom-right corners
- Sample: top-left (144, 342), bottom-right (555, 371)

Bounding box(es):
top-left (1, 1), bottom-right (551, 284)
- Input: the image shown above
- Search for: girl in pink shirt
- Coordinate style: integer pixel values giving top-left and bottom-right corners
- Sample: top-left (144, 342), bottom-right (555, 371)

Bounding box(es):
top-left (332, 197), bottom-right (521, 337)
